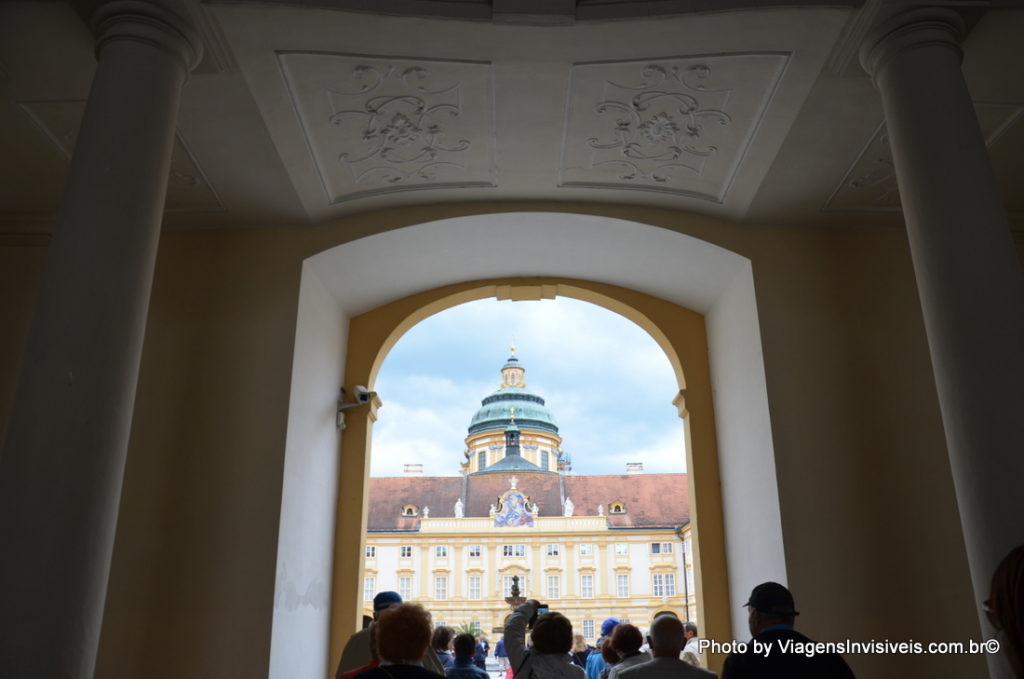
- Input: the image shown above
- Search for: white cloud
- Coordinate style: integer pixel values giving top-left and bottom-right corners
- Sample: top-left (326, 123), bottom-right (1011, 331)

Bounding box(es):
top-left (370, 297), bottom-right (685, 477)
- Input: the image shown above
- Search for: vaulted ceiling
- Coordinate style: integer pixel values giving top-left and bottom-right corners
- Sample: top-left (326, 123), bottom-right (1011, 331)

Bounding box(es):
top-left (1, 1), bottom-right (1022, 231)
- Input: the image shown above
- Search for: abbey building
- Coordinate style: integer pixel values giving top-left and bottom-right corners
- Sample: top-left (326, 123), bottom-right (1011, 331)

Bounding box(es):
top-left (363, 352), bottom-right (695, 637)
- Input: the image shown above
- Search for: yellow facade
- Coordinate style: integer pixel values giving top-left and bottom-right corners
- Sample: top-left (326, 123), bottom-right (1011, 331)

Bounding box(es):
top-left (364, 519), bottom-right (695, 638)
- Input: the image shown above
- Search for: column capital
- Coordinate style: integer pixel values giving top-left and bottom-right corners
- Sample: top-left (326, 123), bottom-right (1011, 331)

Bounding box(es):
top-left (859, 7), bottom-right (964, 82)
top-left (92, 0), bottom-right (204, 74)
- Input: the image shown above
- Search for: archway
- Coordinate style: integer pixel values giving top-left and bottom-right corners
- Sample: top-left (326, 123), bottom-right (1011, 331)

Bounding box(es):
top-left (271, 213), bottom-right (785, 679)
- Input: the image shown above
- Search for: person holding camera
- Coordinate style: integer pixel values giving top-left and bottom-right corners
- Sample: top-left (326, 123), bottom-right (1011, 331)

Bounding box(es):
top-left (503, 599), bottom-right (585, 679)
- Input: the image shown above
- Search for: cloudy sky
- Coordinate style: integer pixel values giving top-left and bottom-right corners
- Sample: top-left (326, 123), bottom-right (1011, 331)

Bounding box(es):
top-left (369, 297), bottom-right (687, 477)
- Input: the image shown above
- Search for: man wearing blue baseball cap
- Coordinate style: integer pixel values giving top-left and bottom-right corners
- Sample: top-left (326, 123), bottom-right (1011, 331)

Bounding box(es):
top-left (721, 582), bottom-right (856, 679)
top-left (336, 591), bottom-right (447, 678)
top-left (585, 618), bottom-right (621, 679)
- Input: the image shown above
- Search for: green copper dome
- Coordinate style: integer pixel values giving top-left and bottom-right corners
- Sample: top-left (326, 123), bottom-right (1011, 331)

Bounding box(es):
top-left (469, 353), bottom-right (559, 436)
top-left (468, 387), bottom-right (559, 436)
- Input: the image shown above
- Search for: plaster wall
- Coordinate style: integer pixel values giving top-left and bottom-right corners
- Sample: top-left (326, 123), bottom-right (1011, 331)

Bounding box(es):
top-left (269, 264), bottom-right (348, 679)
top-left (0, 203), bottom-right (1006, 678)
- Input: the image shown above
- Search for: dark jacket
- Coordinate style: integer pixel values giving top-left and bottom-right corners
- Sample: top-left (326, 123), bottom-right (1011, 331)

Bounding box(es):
top-left (721, 627), bottom-right (856, 679)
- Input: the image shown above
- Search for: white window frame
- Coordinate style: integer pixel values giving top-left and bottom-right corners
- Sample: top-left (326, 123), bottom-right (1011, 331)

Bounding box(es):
top-left (546, 574), bottom-right (561, 599)
top-left (580, 573), bottom-right (594, 598)
top-left (546, 544), bottom-right (560, 557)
top-left (365, 545), bottom-right (376, 558)
top-left (400, 545), bottom-right (413, 558)
top-left (469, 545), bottom-right (482, 558)
top-left (468, 575), bottom-right (482, 600)
top-left (615, 543), bottom-right (629, 555)
top-left (653, 573), bottom-right (676, 597)
top-left (650, 542), bottom-right (674, 554)
top-left (363, 576), bottom-right (376, 601)
top-left (398, 576), bottom-right (412, 600)
top-left (582, 620), bottom-right (595, 639)
top-left (579, 543), bottom-right (594, 556)
top-left (616, 573), bottom-right (630, 597)
top-left (502, 575), bottom-right (516, 597)
top-left (434, 575), bottom-right (449, 600)
top-left (503, 544), bottom-right (526, 557)
top-left (435, 545), bottom-right (448, 558)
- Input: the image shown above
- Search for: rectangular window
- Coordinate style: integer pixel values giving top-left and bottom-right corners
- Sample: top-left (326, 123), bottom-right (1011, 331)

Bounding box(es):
top-left (468, 575), bottom-right (482, 600)
top-left (502, 575), bottom-right (516, 597)
top-left (582, 620), bottom-right (595, 639)
top-left (650, 542), bottom-right (674, 554)
top-left (365, 545), bottom-right (376, 558)
top-left (398, 576), bottom-right (412, 600)
top-left (503, 544), bottom-right (526, 557)
top-left (434, 576), bottom-right (448, 600)
top-left (400, 545), bottom-right (413, 558)
top-left (579, 543), bottom-right (593, 556)
top-left (546, 574), bottom-right (561, 599)
top-left (615, 543), bottom-right (629, 556)
top-left (546, 544), bottom-right (560, 557)
top-left (652, 573), bottom-right (676, 597)
top-left (435, 545), bottom-right (448, 558)
top-left (540, 450), bottom-right (550, 469)
top-left (478, 450), bottom-right (486, 469)
top-left (471, 621), bottom-right (482, 634)
top-left (469, 545), bottom-right (482, 558)
top-left (363, 576), bottom-right (376, 601)
top-left (616, 573), bottom-right (630, 597)
top-left (580, 574), bottom-right (594, 598)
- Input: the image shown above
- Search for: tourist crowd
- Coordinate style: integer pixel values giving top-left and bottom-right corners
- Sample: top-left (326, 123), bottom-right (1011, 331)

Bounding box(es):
top-left (336, 544), bottom-right (1024, 679)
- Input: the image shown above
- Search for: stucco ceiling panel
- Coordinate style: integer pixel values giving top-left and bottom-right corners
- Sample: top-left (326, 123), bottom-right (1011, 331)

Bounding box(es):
top-left (560, 53), bottom-right (790, 204)
top-left (278, 52), bottom-right (496, 204)
top-left (825, 103), bottom-right (1024, 213)
top-left (18, 100), bottom-right (224, 214)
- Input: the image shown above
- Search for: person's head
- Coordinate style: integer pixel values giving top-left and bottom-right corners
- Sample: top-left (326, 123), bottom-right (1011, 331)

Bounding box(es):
top-left (600, 638), bottom-right (619, 665)
top-left (988, 544), bottom-right (1024, 677)
top-left (432, 625), bottom-right (456, 653)
top-left (531, 612), bottom-right (574, 654)
top-left (372, 591), bottom-right (403, 620)
top-left (573, 633), bottom-right (589, 653)
top-left (683, 622), bottom-right (698, 640)
top-left (647, 615), bottom-right (686, 657)
top-left (375, 602), bottom-right (432, 664)
top-left (610, 623), bottom-right (643, 658)
top-left (744, 582), bottom-right (799, 636)
top-left (600, 618), bottom-right (620, 639)
top-left (453, 633), bottom-right (477, 660)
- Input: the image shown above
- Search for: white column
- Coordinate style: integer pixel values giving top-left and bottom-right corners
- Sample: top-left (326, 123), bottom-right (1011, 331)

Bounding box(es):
top-left (0, 3), bottom-right (201, 677)
top-left (862, 9), bottom-right (1024, 678)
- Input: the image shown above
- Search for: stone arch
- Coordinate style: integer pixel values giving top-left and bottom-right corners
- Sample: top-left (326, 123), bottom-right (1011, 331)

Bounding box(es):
top-left (272, 213), bottom-right (785, 677)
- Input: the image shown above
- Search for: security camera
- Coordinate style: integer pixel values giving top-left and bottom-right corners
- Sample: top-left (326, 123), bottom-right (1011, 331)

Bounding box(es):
top-left (353, 385), bottom-right (372, 403)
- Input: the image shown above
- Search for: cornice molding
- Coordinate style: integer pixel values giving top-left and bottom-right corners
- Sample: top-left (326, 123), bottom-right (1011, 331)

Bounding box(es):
top-left (859, 7), bottom-right (964, 83)
top-left (92, 1), bottom-right (204, 74)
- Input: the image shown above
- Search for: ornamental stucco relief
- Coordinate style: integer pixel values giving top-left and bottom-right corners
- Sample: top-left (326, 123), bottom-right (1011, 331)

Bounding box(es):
top-left (278, 53), bottom-right (495, 203)
top-left (19, 100), bottom-right (223, 213)
top-left (826, 104), bottom-right (1024, 212)
top-left (560, 53), bottom-right (789, 202)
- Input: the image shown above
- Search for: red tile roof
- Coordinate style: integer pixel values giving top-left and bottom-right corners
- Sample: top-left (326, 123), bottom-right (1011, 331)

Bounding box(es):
top-left (366, 473), bottom-right (689, 531)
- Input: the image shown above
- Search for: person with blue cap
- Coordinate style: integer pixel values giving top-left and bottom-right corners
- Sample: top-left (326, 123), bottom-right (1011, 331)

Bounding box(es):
top-left (585, 618), bottom-right (620, 679)
top-left (335, 591), bottom-right (447, 678)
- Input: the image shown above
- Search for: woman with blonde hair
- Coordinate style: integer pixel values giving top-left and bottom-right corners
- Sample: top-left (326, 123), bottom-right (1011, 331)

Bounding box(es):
top-left (571, 634), bottom-right (594, 669)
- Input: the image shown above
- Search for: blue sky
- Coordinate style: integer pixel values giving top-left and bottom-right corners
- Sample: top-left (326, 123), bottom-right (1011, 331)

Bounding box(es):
top-left (370, 297), bottom-right (687, 477)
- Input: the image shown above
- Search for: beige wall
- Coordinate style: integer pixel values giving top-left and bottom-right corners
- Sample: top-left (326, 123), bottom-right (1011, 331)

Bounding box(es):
top-left (2, 203), bottom-right (1018, 677)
